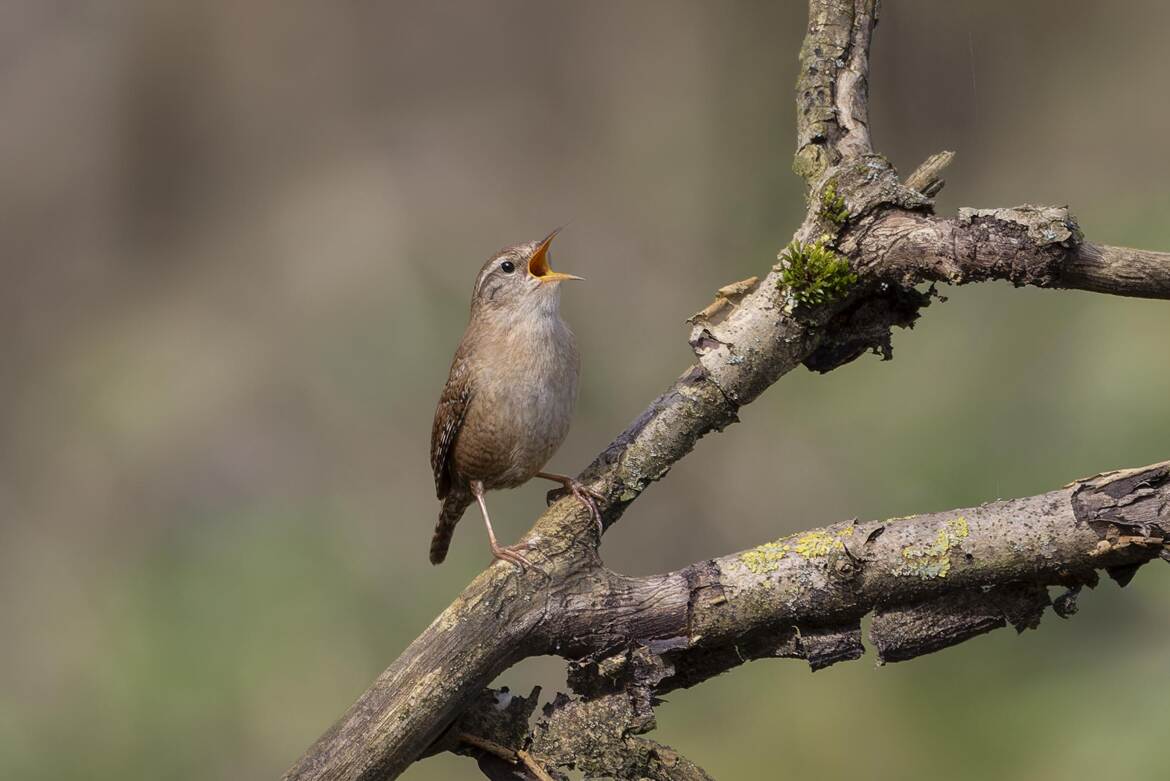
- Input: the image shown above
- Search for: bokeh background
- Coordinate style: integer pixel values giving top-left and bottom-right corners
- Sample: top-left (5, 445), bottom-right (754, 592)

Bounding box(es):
top-left (3, 1), bottom-right (1169, 779)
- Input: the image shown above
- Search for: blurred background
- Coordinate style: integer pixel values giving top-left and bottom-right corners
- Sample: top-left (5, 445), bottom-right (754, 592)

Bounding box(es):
top-left (2, 1), bottom-right (1169, 779)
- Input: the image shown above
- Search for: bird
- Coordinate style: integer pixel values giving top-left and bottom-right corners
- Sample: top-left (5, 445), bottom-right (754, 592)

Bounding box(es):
top-left (429, 229), bottom-right (602, 567)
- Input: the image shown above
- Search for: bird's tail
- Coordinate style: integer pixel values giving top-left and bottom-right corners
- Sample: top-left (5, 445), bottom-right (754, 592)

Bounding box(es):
top-left (430, 493), bottom-right (472, 565)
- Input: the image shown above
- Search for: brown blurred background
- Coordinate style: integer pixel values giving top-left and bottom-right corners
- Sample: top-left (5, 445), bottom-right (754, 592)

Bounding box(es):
top-left (2, 1), bottom-right (1169, 779)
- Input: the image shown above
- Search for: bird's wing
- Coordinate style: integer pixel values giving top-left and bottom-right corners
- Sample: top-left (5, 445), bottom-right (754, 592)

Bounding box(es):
top-left (430, 353), bottom-right (473, 500)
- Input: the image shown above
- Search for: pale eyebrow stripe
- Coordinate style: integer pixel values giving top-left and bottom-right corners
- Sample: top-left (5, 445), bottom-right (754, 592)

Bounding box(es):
top-left (473, 266), bottom-right (492, 299)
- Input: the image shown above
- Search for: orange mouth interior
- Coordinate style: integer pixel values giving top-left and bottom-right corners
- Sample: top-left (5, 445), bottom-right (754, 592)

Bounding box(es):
top-left (528, 234), bottom-right (556, 277)
top-left (526, 228), bottom-right (583, 283)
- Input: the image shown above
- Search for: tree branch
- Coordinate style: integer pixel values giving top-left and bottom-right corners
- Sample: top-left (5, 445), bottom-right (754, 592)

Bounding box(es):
top-left (861, 206), bottom-right (1170, 300)
top-left (408, 462), bottom-right (1170, 780)
top-left (795, 0), bottom-right (878, 182)
top-left (904, 150), bottom-right (955, 196)
top-left (1064, 242), bottom-right (1170, 299)
top-left (284, 1), bottom-right (1170, 778)
top-left (545, 462), bottom-right (1170, 678)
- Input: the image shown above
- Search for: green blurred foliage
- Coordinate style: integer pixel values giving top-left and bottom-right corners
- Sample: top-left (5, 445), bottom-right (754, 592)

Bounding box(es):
top-left (1, 2), bottom-right (1168, 779)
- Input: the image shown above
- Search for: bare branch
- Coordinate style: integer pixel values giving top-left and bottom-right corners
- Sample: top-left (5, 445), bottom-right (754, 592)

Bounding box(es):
top-left (794, 0), bottom-right (879, 183)
top-left (545, 462), bottom-right (1169, 684)
top-left (904, 150), bottom-right (956, 196)
top-left (282, 565), bottom-right (548, 781)
top-left (1064, 242), bottom-right (1170, 300)
top-left (864, 207), bottom-right (1170, 300)
top-left (430, 462), bottom-right (1168, 780)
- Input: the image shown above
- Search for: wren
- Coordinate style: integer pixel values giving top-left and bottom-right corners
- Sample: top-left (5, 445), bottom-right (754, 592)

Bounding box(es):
top-left (429, 230), bottom-right (602, 567)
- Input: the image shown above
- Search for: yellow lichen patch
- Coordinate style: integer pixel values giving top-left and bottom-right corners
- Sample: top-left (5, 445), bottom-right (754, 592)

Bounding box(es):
top-left (741, 525), bottom-right (859, 573)
top-left (947, 516), bottom-right (969, 539)
top-left (741, 541), bottom-right (788, 574)
top-left (894, 516), bottom-right (970, 579)
top-left (790, 530), bottom-right (845, 558)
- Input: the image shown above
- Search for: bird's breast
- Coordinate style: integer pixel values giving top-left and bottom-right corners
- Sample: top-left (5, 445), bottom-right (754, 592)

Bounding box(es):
top-left (454, 315), bottom-right (579, 488)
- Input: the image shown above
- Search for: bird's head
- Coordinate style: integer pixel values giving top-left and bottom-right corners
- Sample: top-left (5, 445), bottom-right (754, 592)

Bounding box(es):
top-left (470, 229), bottom-right (582, 317)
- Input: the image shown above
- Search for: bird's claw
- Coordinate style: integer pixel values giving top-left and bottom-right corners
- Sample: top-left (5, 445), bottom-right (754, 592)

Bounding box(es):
top-left (575, 486), bottom-right (605, 538)
top-left (545, 480), bottom-right (605, 538)
top-left (491, 541), bottom-right (534, 570)
top-left (490, 542), bottom-right (553, 581)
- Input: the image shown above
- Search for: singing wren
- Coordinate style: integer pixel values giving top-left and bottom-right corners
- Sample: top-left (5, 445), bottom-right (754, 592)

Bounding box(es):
top-left (429, 230), bottom-right (602, 567)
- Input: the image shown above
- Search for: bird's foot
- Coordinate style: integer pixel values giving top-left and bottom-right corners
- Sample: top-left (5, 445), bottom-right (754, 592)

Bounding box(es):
top-left (490, 540), bottom-right (534, 570)
top-left (543, 475), bottom-right (605, 538)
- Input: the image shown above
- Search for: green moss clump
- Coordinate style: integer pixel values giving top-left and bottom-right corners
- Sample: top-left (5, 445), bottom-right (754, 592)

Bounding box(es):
top-left (777, 236), bottom-right (858, 307)
top-left (819, 182), bottom-right (849, 226)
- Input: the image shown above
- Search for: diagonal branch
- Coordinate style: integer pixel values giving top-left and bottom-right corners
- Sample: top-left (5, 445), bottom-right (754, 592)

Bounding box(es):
top-left (284, 2), bottom-right (1170, 779)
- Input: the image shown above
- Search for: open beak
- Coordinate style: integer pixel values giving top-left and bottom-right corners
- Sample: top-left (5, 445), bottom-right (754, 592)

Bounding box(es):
top-left (528, 228), bottom-right (584, 283)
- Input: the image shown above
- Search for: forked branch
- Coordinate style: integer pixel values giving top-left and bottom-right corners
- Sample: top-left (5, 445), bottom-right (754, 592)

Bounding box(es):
top-left (285, 2), bottom-right (1170, 779)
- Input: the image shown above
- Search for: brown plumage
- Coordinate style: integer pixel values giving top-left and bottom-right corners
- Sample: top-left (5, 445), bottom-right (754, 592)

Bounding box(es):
top-left (429, 231), bottom-right (601, 566)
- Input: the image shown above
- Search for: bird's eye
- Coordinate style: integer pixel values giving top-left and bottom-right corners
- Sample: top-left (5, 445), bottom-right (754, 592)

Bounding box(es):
top-left (500, 260), bottom-right (515, 273)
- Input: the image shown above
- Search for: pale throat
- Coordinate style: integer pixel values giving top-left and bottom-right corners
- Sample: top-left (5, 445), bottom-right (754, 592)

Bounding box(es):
top-left (475, 286), bottom-right (565, 335)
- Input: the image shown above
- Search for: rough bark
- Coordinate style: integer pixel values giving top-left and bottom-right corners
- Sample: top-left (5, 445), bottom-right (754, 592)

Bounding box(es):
top-left (284, 2), bottom-right (1170, 779)
top-left (398, 463), bottom-right (1169, 779)
top-left (545, 463), bottom-right (1170, 680)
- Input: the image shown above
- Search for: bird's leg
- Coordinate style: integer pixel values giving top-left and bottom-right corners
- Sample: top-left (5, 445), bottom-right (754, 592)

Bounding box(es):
top-left (471, 481), bottom-right (532, 569)
top-left (536, 472), bottom-right (605, 537)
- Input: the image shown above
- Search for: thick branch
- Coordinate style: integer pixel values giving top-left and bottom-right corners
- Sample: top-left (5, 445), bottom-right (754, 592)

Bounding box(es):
top-left (448, 462), bottom-right (1169, 779)
top-left (283, 564), bottom-right (546, 781)
top-left (864, 207), bottom-right (1170, 300)
top-left (546, 462), bottom-right (1170, 684)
